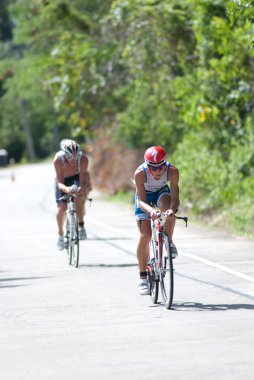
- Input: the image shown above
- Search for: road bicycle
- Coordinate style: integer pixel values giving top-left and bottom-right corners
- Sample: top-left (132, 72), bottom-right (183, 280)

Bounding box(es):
top-left (147, 212), bottom-right (188, 309)
top-left (59, 193), bottom-right (92, 268)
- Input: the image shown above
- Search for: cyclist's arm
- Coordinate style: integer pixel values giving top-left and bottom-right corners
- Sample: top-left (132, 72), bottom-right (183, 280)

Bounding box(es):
top-left (168, 166), bottom-right (180, 213)
top-left (54, 157), bottom-right (72, 195)
top-left (78, 155), bottom-right (92, 194)
top-left (134, 168), bottom-right (155, 216)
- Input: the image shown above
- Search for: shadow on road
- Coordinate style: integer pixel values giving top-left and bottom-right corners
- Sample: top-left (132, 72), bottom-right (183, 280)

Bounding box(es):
top-left (173, 301), bottom-right (254, 311)
top-left (175, 271), bottom-right (254, 301)
top-left (0, 276), bottom-right (49, 289)
top-left (88, 232), bottom-right (136, 257)
top-left (0, 284), bottom-right (28, 289)
top-left (148, 301), bottom-right (254, 311)
top-left (79, 263), bottom-right (138, 268)
top-left (87, 237), bottom-right (133, 241)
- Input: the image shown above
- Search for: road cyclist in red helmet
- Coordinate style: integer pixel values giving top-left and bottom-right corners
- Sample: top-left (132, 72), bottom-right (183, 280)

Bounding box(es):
top-left (54, 139), bottom-right (92, 250)
top-left (134, 146), bottom-right (180, 295)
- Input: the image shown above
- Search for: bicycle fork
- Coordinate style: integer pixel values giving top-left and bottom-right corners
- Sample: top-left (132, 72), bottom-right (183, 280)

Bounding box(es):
top-left (147, 230), bottom-right (163, 282)
top-left (66, 209), bottom-right (76, 247)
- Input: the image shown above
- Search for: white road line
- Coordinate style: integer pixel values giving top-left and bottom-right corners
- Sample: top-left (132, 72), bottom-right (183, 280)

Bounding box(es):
top-left (87, 216), bottom-right (254, 284)
top-left (179, 251), bottom-right (254, 283)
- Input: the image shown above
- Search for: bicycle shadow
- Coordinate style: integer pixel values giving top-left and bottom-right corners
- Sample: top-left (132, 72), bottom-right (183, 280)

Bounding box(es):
top-left (0, 276), bottom-right (49, 289)
top-left (175, 271), bottom-right (254, 302)
top-left (86, 232), bottom-right (136, 258)
top-left (87, 237), bottom-right (133, 241)
top-left (148, 301), bottom-right (254, 311)
top-left (147, 270), bottom-right (254, 310)
top-left (173, 301), bottom-right (254, 311)
top-left (79, 263), bottom-right (138, 268)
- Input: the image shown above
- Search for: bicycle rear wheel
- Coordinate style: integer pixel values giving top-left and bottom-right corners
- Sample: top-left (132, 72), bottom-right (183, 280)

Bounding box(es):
top-left (71, 220), bottom-right (79, 268)
top-left (160, 233), bottom-right (174, 309)
top-left (147, 239), bottom-right (159, 304)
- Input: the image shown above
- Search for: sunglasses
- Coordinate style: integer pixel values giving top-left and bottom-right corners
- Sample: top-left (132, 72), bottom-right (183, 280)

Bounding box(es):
top-left (67, 156), bottom-right (78, 162)
top-left (148, 163), bottom-right (166, 171)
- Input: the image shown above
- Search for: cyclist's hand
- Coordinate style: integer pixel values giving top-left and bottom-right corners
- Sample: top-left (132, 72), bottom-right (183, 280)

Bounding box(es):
top-left (76, 186), bottom-right (86, 196)
top-left (165, 209), bottom-right (174, 217)
top-left (150, 209), bottom-right (161, 220)
top-left (77, 185), bottom-right (92, 196)
top-left (69, 184), bottom-right (78, 195)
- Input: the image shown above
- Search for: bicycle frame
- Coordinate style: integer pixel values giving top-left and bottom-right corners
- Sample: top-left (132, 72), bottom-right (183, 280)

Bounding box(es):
top-left (149, 215), bottom-right (167, 278)
top-left (66, 196), bottom-right (77, 246)
top-left (151, 215), bottom-right (188, 268)
top-left (60, 195), bottom-right (92, 267)
top-left (66, 195), bottom-right (79, 267)
top-left (147, 213), bottom-right (188, 309)
top-left (58, 193), bottom-right (79, 267)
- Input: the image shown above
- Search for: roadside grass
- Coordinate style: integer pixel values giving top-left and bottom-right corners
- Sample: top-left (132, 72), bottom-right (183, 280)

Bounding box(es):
top-left (103, 190), bottom-right (135, 205)
top-left (104, 191), bottom-right (254, 239)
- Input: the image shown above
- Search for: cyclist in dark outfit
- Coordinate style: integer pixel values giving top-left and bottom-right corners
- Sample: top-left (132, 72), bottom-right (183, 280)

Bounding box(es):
top-left (54, 139), bottom-right (92, 250)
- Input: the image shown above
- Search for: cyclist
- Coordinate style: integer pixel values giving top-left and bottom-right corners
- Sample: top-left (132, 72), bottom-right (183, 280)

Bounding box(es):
top-left (54, 139), bottom-right (92, 250)
top-left (134, 146), bottom-right (180, 295)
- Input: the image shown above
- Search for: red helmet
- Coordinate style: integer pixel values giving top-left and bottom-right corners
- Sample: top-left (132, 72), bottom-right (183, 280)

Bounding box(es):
top-left (144, 146), bottom-right (167, 166)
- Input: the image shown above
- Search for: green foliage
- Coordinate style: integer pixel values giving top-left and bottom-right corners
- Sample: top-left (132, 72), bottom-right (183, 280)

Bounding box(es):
top-left (173, 117), bottom-right (254, 235)
top-left (0, 0), bottom-right (254, 234)
top-left (106, 0), bottom-right (196, 148)
top-left (0, 55), bottom-right (56, 158)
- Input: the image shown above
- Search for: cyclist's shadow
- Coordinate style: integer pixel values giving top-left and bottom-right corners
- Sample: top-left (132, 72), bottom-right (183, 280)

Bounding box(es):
top-left (173, 302), bottom-right (254, 311)
top-left (174, 272), bottom-right (254, 310)
top-left (79, 263), bottom-right (138, 268)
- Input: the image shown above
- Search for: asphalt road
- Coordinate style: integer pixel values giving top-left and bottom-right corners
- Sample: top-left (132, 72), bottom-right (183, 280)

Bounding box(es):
top-left (0, 162), bottom-right (254, 380)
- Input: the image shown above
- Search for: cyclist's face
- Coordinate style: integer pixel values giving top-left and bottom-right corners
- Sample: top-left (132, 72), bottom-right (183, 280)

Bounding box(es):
top-left (148, 163), bottom-right (166, 179)
top-left (66, 156), bottom-right (77, 164)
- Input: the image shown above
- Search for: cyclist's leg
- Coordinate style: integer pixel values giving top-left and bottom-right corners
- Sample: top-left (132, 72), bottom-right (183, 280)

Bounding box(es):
top-left (55, 199), bottom-right (67, 250)
top-left (134, 192), bottom-right (152, 273)
top-left (157, 192), bottom-right (178, 258)
top-left (157, 192), bottom-right (175, 242)
top-left (75, 194), bottom-right (87, 224)
top-left (66, 175), bottom-right (87, 239)
top-left (56, 202), bottom-right (67, 236)
top-left (136, 219), bottom-right (152, 273)
top-left (136, 219), bottom-right (152, 295)
top-left (135, 192), bottom-right (154, 295)
top-left (67, 173), bottom-right (88, 224)
top-left (75, 194), bottom-right (88, 239)
top-left (55, 180), bottom-right (68, 236)
top-left (75, 171), bottom-right (92, 224)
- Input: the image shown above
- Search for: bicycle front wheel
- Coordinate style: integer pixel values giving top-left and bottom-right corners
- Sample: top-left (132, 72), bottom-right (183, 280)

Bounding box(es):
top-left (71, 220), bottom-right (79, 268)
top-left (65, 217), bottom-right (72, 265)
top-left (160, 234), bottom-right (174, 309)
top-left (147, 239), bottom-right (159, 304)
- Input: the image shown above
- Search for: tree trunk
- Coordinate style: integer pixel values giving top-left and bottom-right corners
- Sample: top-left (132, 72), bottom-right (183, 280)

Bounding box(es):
top-left (19, 99), bottom-right (36, 161)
